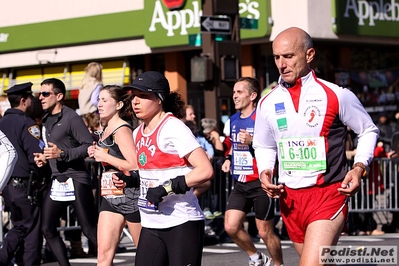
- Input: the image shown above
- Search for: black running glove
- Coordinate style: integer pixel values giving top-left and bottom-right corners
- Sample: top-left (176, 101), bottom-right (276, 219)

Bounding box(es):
top-left (146, 186), bottom-right (168, 203)
top-left (171, 175), bottom-right (190, 194)
top-left (146, 175), bottom-right (190, 203)
top-left (114, 170), bottom-right (140, 188)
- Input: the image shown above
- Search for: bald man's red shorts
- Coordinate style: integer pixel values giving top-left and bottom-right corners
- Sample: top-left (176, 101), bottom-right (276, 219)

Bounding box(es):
top-left (280, 182), bottom-right (348, 243)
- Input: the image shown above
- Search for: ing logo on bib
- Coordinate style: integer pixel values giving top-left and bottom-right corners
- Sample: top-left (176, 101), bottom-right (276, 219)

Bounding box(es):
top-left (139, 152), bottom-right (147, 166)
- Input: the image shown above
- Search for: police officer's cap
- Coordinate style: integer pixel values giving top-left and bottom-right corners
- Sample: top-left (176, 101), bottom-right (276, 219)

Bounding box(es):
top-left (6, 82), bottom-right (33, 95)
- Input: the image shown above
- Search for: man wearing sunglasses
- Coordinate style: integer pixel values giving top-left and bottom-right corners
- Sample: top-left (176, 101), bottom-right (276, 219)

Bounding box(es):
top-left (0, 82), bottom-right (44, 266)
top-left (34, 78), bottom-right (98, 265)
top-left (38, 91), bottom-right (53, 98)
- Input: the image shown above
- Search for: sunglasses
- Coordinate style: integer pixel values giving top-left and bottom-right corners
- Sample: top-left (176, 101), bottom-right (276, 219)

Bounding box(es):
top-left (38, 91), bottom-right (54, 97)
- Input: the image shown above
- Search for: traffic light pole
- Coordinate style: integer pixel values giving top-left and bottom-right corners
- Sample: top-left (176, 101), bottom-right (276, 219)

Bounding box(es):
top-left (202, 0), bottom-right (218, 120)
top-left (202, 0), bottom-right (240, 124)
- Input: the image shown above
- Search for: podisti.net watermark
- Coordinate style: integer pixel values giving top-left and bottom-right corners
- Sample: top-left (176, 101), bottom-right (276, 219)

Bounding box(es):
top-left (319, 246), bottom-right (397, 264)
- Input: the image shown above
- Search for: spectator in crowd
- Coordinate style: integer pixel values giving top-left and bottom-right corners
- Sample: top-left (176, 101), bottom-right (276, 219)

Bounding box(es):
top-left (83, 112), bottom-right (102, 141)
top-left (87, 85), bottom-right (141, 265)
top-left (253, 27), bottom-right (379, 265)
top-left (114, 71), bottom-right (213, 266)
top-left (346, 131), bottom-right (385, 236)
top-left (390, 112), bottom-right (399, 133)
top-left (376, 112), bottom-right (393, 152)
top-left (183, 119), bottom-right (215, 219)
top-left (221, 77), bottom-right (284, 266)
top-left (34, 78), bottom-right (98, 266)
top-left (182, 104), bottom-right (196, 122)
top-left (0, 83), bottom-right (45, 265)
top-left (385, 86), bottom-right (396, 104)
top-left (201, 118), bottom-right (224, 157)
top-left (29, 95), bottom-right (45, 128)
top-left (78, 62), bottom-right (103, 116)
top-left (184, 120), bottom-right (214, 160)
top-left (388, 120), bottom-right (399, 233)
top-left (345, 127), bottom-right (357, 162)
top-left (357, 85), bottom-right (372, 105)
top-left (359, 142), bottom-right (385, 236)
top-left (377, 89), bottom-right (388, 105)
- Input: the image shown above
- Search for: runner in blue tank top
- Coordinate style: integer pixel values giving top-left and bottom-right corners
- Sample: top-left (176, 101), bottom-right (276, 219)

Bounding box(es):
top-left (222, 77), bottom-right (284, 266)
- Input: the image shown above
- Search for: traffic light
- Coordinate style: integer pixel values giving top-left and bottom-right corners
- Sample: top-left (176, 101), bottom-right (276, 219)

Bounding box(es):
top-left (190, 55), bottom-right (213, 82)
top-left (216, 40), bottom-right (240, 82)
top-left (220, 55), bottom-right (238, 82)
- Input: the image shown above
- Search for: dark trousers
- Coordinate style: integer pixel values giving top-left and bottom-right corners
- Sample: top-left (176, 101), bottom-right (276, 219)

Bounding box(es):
top-left (0, 182), bottom-right (42, 266)
top-left (41, 180), bottom-right (98, 266)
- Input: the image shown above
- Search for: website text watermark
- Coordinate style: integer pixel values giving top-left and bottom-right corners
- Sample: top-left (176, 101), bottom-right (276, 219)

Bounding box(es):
top-left (319, 246), bottom-right (397, 264)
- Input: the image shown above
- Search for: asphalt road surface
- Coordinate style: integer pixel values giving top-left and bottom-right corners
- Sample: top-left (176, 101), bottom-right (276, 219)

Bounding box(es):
top-left (42, 233), bottom-right (399, 266)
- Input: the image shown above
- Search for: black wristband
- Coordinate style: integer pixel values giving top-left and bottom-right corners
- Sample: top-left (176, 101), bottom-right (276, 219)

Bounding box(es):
top-left (171, 175), bottom-right (190, 194)
top-left (115, 170), bottom-right (140, 188)
top-left (225, 155), bottom-right (232, 162)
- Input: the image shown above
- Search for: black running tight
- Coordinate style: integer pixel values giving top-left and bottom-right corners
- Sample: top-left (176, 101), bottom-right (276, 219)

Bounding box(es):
top-left (41, 180), bottom-right (98, 266)
top-left (135, 220), bottom-right (205, 266)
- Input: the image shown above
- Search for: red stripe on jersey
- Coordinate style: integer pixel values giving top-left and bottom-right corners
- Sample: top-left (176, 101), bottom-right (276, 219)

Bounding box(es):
top-left (314, 72), bottom-right (340, 185)
top-left (135, 114), bottom-right (189, 170)
top-left (250, 111), bottom-right (256, 121)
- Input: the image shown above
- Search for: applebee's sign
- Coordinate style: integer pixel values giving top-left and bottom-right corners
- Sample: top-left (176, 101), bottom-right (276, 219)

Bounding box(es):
top-left (149, 0), bottom-right (201, 37)
top-left (148, 0), bottom-right (263, 37)
top-left (144, 0), bottom-right (270, 48)
top-left (333, 0), bottom-right (399, 37)
top-left (0, 0), bottom-right (270, 52)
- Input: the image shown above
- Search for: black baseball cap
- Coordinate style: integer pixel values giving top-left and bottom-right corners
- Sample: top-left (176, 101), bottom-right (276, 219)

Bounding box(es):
top-left (124, 71), bottom-right (170, 101)
top-left (6, 82), bottom-right (33, 95)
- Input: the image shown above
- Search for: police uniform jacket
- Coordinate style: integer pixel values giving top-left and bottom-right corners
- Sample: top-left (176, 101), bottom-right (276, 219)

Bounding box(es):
top-left (0, 108), bottom-right (42, 179)
top-left (41, 105), bottom-right (93, 185)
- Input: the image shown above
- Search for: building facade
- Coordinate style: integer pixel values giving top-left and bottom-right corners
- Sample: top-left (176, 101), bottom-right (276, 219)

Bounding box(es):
top-left (1, 0), bottom-right (399, 126)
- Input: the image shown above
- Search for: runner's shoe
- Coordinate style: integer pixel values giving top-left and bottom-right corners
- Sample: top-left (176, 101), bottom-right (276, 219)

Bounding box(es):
top-left (248, 252), bottom-right (271, 266)
top-left (203, 209), bottom-right (214, 219)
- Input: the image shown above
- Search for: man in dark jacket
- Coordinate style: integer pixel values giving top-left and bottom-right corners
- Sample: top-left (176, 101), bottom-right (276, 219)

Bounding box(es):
top-left (34, 78), bottom-right (98, 265)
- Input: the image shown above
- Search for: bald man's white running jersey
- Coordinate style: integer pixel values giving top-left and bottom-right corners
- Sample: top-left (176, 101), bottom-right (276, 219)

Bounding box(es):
top-left (253, 71), bottom-right (379, 189)
top-left (133, 113), bottom-right (204, 229)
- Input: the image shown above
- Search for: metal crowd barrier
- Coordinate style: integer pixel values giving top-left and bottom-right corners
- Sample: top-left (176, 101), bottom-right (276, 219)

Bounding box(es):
top-left (349, 158), bottom-right (398, 213)
top-left (2, 157), bottom-right (398, 244)
top-left (199, 157), bottom-right (399, 216)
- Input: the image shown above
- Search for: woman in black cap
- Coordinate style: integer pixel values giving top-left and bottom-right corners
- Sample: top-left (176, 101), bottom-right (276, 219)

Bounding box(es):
top-left (115, 71), bottom-right (214, 266)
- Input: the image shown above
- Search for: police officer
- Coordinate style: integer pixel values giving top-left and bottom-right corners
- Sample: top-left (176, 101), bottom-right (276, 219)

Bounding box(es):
top-left (0, 82), bottom-right (44, 265)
